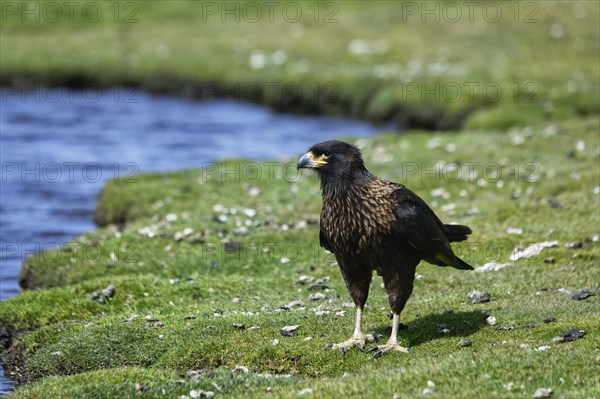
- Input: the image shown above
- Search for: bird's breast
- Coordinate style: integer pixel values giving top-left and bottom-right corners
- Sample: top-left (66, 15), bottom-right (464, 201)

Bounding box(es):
top-left (320, 191), bottom-right (395, 256)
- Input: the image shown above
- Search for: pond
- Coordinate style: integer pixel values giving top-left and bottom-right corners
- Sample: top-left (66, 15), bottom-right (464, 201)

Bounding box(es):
top-left (0, 88), bottom-right (378, 394)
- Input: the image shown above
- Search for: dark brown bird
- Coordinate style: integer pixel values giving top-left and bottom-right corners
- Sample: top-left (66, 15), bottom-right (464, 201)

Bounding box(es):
top-left (297, 140), bottom-right (473, 356)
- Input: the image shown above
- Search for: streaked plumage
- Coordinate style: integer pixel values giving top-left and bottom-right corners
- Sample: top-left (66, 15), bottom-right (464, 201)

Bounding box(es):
top-left (297, 140), bottom-right (473, 356)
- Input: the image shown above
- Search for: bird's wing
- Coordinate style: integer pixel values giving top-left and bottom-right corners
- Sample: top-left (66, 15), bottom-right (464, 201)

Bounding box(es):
top-left (390, 186), bottom-right (453, 259)
top-left (319, 228), bottom-right (333, 252)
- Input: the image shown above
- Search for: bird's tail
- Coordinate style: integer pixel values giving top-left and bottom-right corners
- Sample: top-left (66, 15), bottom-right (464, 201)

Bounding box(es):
top-left (444, 224), bottom-right (472, 242)
top-left (433, 252), bottom-right (474, 270)
top-left (449, 255), bottom-right (474, 270)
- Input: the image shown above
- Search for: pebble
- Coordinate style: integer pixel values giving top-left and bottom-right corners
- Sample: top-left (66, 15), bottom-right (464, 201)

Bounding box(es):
top-left (510, 241), bottom-right (559, 261)
top-left (436, 324), bottom-right (451, 334)
top-left (232, 323), bottom-right (246, 330)
top-left (224, 241), bottom-right (243, 252)
top-left (281, 325), bottom-right (300, 337)
top-left (555, 328), bottom-right (585, 342)
top-left (533, 387), bottom-right (553, 398)
top-left (475, 261), bottom-right (513, 272)
top-left (571, 290), bottom-right (594, 300)
top-left (234, 365), bottom-right (249, 374)
top-left (88, 284), bottom-right (116, 304)
top-left (495, 325), bottom-right (515, 331)
top-left (308, 293), bottom-right (326, 301)
top-left (468, 290), bottom-right (491, 304)
top-left (243, 208), bottom-right (256, 218)
top-left (536, 346), bottom-right (551, 351)
top-left (298, 388), bottom-right (314, 395)
top-left (543, 317), bottom-right (556, 323)
top-left (543, 257), bottom-right (555, 264)
top-left (281, 300), bottom-right (305, 310)
top-left (307, 283), bottom-right (329, 291)
top-left (486, 316), bottom-right (497, 326)
top-left (520, 323), bottom-right (540, 330)
top-left (247, 186), bottom-right (262, 197)
top-left (565, 241), bottom-right (583, 249)
top-left (184, 315), bottom-right (197, 320)
top-left (458, 339), bottom-right (472, 347)
top-left (294, 275), bottom-right (315, 285)
top-left (190, 390), bottom-right (214, 399)
top-left (124, 315), bottom-right (139, 322)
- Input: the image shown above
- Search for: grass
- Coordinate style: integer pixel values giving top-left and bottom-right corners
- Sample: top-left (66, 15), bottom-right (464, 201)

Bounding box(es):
top-left (1, 1), bottom-right (599, 129)
top-left (2, 118), bottom-right (599, 398)
top-left (1, 0), bottom-right (599, 397)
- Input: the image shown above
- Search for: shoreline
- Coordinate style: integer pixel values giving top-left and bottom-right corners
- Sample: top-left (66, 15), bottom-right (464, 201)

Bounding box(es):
top-left (0, 72), bottom-right (476, 132)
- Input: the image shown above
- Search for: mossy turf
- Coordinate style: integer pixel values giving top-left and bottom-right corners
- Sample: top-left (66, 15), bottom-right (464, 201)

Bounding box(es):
top-left (1, 1), bottom-right (600, 397)
top-left (2, 117), bottom-right (599, 398)
top-left (1, 1), bottom-right (599, 129)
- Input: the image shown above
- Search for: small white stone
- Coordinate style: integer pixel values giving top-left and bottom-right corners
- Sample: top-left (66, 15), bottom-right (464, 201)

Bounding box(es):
top-left (234, 365), bottom-right (249, 374)
top-left (533, 387), bottom-right (553, 398)
top-left (486, 316), bottom-right (497, 326)
top-left (506, 227), bottom-right (523, 235)
top-left (281, 325), bottom-right (300, 333)
top-left (298, 388), bottom-right (314, 395)
top-left (166, 213), bottom-right (177, 222)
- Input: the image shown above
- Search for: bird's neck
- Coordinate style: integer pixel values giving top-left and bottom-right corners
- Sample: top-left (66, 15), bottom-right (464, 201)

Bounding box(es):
top-left (320, 169), bottom-right (373, 200)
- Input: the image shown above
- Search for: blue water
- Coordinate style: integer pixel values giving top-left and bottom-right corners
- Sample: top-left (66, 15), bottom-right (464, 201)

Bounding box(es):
top-left (0, 88), bottom-right (377, 394)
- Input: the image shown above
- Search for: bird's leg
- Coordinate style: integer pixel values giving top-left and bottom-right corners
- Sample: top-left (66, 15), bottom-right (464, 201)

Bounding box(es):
top-left (368, 312), bottom-right (412, 357)
top-left (324, 306), bottom-right (382, 355)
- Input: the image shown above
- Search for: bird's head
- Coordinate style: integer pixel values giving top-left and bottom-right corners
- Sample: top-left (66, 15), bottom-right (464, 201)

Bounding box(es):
top-left (297, 140), bottom-right (368, 180)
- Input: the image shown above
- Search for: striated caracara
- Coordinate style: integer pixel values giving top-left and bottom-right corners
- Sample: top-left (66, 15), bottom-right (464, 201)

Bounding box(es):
top-left (297, 140), bottom-right (473, 357)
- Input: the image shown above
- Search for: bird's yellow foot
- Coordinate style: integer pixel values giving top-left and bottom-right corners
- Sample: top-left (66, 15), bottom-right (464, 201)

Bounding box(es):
top-left (367, 342), bottom-right (413, 358)
top-left (324, 334), bottom-right (382, 356)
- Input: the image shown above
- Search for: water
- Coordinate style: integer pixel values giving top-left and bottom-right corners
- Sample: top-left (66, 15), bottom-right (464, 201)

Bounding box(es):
top-left (0, 88), bottom-right (377, 394)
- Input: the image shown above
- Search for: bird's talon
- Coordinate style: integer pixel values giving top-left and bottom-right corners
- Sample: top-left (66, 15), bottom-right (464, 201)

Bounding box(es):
top-left (340, 348), bottom-right (345, 357)
top-left (374, 334), bottom-right (383, 342)
top-left (324, 343), bottom-right (333, 350)
top-left (367, 346), bottom-right (379, 353)
top-left (355, 342), bottom-right (364, 352)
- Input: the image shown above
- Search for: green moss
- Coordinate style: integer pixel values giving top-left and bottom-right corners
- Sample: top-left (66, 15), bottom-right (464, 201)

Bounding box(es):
top-left (2, 117), bottom-right (599, 397)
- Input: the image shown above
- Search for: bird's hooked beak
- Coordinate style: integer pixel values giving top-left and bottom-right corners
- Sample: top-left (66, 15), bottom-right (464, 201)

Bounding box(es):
top-left (297, 151), bottom-right (327, 170)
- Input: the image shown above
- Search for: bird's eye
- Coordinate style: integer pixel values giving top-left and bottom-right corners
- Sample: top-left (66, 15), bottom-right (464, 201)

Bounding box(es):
top-left (323, 151), bottom-right (332, 158)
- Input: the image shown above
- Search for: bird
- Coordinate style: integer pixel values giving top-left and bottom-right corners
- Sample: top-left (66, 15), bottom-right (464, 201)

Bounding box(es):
top-left (297, 140), bottom-right (473, 357)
